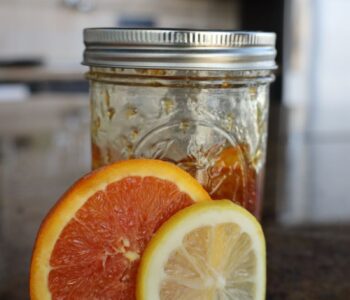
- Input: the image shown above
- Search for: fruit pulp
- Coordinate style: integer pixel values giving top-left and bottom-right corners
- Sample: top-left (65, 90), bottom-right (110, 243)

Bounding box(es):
top-left (92, 144), bottom-right (262, 217)
top-left (49, 176), bottom-right (193, 299)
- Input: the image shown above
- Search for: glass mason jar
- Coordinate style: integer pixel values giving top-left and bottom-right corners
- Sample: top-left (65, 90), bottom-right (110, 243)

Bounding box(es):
top-left (83, 29), bottom-right (277, 218)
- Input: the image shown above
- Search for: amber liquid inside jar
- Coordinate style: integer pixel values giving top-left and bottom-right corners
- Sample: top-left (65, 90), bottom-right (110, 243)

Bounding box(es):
top-left (87, 67), bottom-right (274, 218)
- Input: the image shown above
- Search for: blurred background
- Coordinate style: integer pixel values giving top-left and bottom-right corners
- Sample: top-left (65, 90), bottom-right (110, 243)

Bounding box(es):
top-left (1, 0), bottom-right (350, 299)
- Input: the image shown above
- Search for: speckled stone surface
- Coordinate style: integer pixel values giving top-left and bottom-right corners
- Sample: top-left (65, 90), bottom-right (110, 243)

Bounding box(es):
top-left (265, 225), bottom-right (350, 300)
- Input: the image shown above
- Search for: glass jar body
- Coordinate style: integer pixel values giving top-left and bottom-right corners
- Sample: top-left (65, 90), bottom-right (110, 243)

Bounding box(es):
top-left (88, 67), bottom-right (274, 217)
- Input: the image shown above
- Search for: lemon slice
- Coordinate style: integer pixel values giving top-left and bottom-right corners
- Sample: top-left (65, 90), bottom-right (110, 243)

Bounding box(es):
top-left (136, 200), bottom-right (266, 300)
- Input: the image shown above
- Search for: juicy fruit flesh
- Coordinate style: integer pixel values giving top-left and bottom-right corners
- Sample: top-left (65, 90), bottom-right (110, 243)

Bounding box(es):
top-left (160, 224), bottom-right (256, 300)
top-left (48, 176), bottom-right (193, 299)
top-left (179, 146), bottom-right (258, 215)
top-left (92, 144), bottom-right (260, 216)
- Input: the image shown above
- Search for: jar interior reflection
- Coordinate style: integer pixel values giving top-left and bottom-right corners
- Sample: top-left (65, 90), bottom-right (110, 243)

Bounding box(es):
top-left (88, 68), bottom-right (273, 217)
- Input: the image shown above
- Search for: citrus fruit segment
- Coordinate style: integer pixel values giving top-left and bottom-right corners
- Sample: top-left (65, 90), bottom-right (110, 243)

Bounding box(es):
top-left (137, 200), bottom-right (266, 300)
top-left (30, 159), bottom-right (211, 300)
top-left (177, 144), bottom-right (258, 216)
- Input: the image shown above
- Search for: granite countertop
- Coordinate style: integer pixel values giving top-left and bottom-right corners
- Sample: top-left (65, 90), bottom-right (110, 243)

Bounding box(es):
top-left (0, 94), bottom-right (349, 299)
top-left (265, 224), bottom-right (350, 299)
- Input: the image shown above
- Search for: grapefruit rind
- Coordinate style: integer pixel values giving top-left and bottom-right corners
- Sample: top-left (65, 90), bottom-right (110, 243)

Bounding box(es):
top-left (30, 159), bottom-right (211, 300)
top-left (136, 200), bottom-right (266, 300)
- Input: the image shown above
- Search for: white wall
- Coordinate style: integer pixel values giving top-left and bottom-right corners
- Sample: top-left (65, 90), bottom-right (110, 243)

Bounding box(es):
top-left (281, 0), bottom-right (350, 224)
top-left (314, 0), bottom-right (350, 106)
top-left (284, 0), bottom-right (350, 133)
top-left (283, 0), bottom-right (313, 107)
top-left (0, 0), bottom-right (240, 66)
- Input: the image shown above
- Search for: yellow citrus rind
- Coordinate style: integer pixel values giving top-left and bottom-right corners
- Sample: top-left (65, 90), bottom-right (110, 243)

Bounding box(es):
top-left (137, 200), bottom-right (266, 300)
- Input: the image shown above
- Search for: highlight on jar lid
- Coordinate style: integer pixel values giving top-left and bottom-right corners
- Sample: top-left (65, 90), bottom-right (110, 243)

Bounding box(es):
top-left (83, 28), bottom-right (277, 70)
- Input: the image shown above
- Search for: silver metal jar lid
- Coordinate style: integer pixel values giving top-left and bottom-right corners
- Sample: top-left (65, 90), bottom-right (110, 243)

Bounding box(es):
top-left (83, 28), bottom-right (277, 71)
